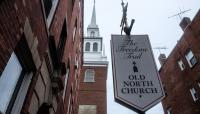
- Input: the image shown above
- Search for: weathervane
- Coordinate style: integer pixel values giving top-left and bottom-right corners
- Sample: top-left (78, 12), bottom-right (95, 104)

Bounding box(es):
top-left (120, 0), bottom-right (135, 35)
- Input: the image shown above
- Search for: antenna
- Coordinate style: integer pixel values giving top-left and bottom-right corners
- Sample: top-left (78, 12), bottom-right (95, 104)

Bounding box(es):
top-left (153, 47), bottom-right (168, 54)
top-left (168, 9), bottom-right (191, 20)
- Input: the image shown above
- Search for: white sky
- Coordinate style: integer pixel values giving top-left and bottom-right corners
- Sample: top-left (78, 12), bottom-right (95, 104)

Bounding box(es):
top-left (84, 0), bottom-right (200, 114)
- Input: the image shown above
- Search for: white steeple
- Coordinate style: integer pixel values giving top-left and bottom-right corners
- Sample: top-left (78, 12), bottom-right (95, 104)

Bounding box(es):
top-left (84, 0), bottom-right (107, 66)
top-left (88, 0), bottom-right (98, 28)
top-left (87, 0), bottom-right (100, 37)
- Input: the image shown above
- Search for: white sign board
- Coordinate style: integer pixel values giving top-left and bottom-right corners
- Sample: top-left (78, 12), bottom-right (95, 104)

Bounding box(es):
top-left (111, 35), bottom-right (165, 112)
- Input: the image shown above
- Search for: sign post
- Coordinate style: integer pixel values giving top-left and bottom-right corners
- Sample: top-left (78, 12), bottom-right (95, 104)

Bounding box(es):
top-left (111, 35), bottom-right (165, 113)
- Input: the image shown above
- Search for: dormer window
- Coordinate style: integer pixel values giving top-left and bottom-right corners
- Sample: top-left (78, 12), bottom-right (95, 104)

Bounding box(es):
top-left (93, 42), bottom-right (98, 52)
top-left (85, 42), bottom-right (90, 51)
top-left (91, 31), bottom-right (95, 37)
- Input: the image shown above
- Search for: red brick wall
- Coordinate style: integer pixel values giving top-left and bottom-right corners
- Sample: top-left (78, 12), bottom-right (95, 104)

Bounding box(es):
top-left (77, 66), bottom-right (108, 114)
top-left (0, 0), bottom-right (83, 113)
top-left (160, 10), bottom-right (200, 114)
top-left (60, 0), bottom-right (84, 114)
top-left (0, 0), bottom-right (48, 73)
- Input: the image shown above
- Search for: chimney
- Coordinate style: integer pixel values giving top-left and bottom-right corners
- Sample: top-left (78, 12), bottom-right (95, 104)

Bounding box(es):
top-left (179, 17), bottom-right (191, 31)
top-left (158, 54), bottom-right (167, 66)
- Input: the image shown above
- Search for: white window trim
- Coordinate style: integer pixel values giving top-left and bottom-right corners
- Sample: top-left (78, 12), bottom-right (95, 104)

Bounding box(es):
top-left (185, 50), bottom-right (197, 68)
top-left (62, 68), bottom-right (70, 100)
top-left (73, 25), bottom-right (77, 42)
top-left (190, 88), bottom-right (198, 102)
top-left (177, 59), bottom-right (185, 71)
top-left (46, 0), bottom-right (59, 28)
top-left (67, 93), bottom-right (72, 114)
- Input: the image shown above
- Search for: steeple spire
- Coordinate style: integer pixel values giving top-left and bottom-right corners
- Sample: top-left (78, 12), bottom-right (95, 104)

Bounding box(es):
top-left (88, 0), bottom-right (98, 28)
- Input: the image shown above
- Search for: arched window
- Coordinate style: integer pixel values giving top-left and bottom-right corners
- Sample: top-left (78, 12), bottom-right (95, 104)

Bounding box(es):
top-left (91, 31), bottom-right (95, 37)
top-left (84, 69), bottom-right (95, 82)
top-left (85, 42), bottom-right (90, 51)
top-left (93, 42), bottom-right (98, 52)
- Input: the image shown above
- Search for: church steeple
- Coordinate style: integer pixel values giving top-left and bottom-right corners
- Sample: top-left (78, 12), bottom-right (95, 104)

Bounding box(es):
top-left (87, 0), bottom-right (99, 37)
top-left (84, 0), bottom-right (107, 64)
top-left (88, 0), bottom-right (98, 28)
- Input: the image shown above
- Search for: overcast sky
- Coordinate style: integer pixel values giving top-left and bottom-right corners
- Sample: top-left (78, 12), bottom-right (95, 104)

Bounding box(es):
top-left (84, 0), bottom-right (200, 114)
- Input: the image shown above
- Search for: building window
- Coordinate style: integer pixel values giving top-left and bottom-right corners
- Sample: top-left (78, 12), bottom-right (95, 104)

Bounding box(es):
top-left (0, 52), bottom-right (23, 113)
top-left (43, 0), bottom-right (59, 27)
top-left (190, 88), bottom-right (198, 101)
top-left (62, 64), bottom-right (70, 100)
top-left (93, 42), bottom-right (98, 52)
top-left (163, 85), bottom-right (168, 97)
top-left (177, 59), bottom-right (185, 71)
top-left (185, 50), bottom-right (197, 68)
top-left (78, 105), bottom-right (97, 114)
top-left (0, 36), bottom-right (35, 114)
top-left (58, 19), bottom-right (67, 61)
top-left (73, 20), bottom-right (77, 42)
top-left (198, 82), bottom-right (200, 88)
top-left (67, 90), bottom-right (73, 114)
top-left (84, 69), bottom-right (95, 82)
top-left (91, 31), bottom-right (95, 37)
top-left (85, 42), bottom-right (90, 51)
top-left (167, 107), bottom-right (172, 114)
top-left (43, 0), bottom-right (52, 17)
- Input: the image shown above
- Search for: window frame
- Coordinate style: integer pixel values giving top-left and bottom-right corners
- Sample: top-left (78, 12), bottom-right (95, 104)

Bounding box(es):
top-left (93, 42), bottom-right (98, 52)
top-left (85, 42), bottom-right (90, 51)
top-left (0, 35), bottom-right (36, 114)
top-left (62, 64), bottom-right (70, 100)
top-left (185, 50), bottom-right (197, 68)
top-left (177, 59), bottom-right (185, 71)
top-left (190, 87), bottom-right (198, 102)
top-left (42, 0), bottom-right (59, 28)
top-left (84, 69), bottom-right (95, 82)
top-left (0, 37), bottom-right (35, 113)
top-left (91, 31), bottom-right (95, 37)
top-left (73, 20), bottom-right (77, 42)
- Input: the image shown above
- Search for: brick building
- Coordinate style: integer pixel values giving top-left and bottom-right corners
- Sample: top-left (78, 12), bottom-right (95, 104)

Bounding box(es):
top-left (159, 10), bottom-right (200, 114)
top-left (0, 0), bottom-right (83, 114)
top-left (76, 1), bottom-right (108, 114)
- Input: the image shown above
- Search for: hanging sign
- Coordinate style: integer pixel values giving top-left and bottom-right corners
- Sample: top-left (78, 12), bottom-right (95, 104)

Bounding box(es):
top-left (111, 35), bottom-right (165, 112)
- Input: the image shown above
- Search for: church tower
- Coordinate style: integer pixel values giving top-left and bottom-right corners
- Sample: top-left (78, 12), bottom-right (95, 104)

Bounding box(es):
top-left (77, 0), bottom-right (108, 114)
